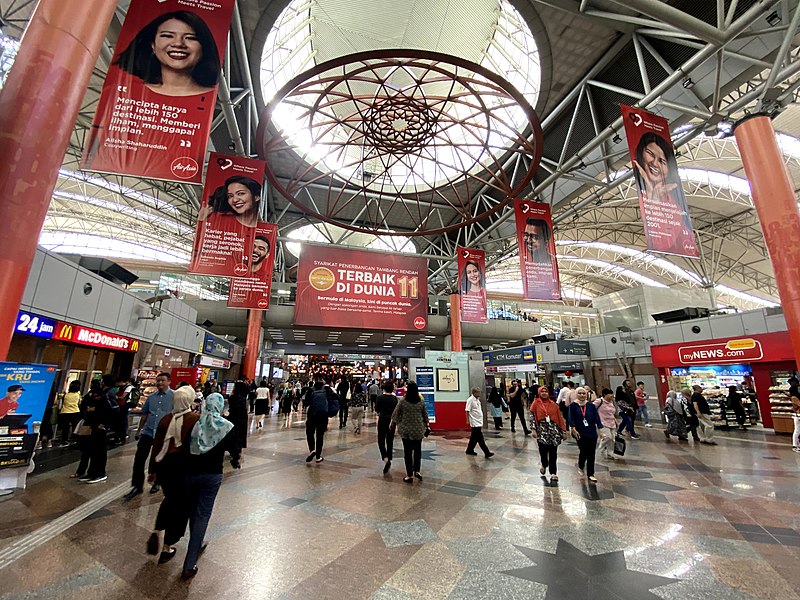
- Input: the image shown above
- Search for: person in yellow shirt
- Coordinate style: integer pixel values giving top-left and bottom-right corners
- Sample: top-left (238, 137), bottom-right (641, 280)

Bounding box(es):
top-left (59, 381), bottom-right (83, 446)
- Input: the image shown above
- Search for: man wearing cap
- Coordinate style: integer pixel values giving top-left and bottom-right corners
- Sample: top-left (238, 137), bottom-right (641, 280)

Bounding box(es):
top-left (0, 385), bottom-right (24, 419)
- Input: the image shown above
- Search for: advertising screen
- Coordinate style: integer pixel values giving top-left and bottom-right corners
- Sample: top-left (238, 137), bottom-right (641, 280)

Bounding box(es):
top-left (294, 245), bottom-right (429, 332)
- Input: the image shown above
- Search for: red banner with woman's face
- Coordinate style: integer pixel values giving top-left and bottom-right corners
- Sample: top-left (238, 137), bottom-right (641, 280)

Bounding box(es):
top-left (189, 153), bottom-right (264, 277)
top-left (621, 105), bottom-right (699, 258)
top-left (81, 0), bottom-right (234, 183)
top-left (457, 247), bottom-right (488, 323)
top-left (227, 222), bottom-right (278, 309)
top-left (514, 200), bottom-right (561, 300)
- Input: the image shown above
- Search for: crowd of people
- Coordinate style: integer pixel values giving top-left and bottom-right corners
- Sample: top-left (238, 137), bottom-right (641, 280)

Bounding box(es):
top-left (46, 369), bottom-right (766, 581)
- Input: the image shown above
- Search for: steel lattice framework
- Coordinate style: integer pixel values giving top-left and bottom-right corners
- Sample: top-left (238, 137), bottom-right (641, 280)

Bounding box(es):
top-left (258, 50), bottom-right (544, 236)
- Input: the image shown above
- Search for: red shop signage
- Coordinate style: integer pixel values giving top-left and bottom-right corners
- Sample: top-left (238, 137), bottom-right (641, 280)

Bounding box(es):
top-left (53, 323), bottom-right (140, 353)
top-left (650, 331), bottom-right (794, 367)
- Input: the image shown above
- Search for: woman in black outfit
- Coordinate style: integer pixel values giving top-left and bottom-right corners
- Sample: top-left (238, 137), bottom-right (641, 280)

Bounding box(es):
top-left (78, 380), bottom-right (111, 483)
top-left (390, 382), bottom-right (429, 483)
top-left (727, 386), bottom-right (748, 430)
top-left (507, 379), bottom-right (530, 435)
top-left (375, 380), bottom-right (398, 474)
top-left (227, 381), bottom-right (249, 451)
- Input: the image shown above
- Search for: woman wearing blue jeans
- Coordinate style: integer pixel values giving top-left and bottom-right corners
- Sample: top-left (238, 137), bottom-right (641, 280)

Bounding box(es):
top-left (181, 393), bottom-right (241, 579)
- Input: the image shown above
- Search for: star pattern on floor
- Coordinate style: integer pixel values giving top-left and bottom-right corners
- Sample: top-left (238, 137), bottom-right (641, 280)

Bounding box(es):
top-left (608, 470), bottom-right (684, 503)
top-left (502, 539), bottom-right (678, 599)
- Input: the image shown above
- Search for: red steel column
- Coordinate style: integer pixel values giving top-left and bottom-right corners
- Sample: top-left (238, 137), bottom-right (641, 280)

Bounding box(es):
top-left (734, 115), bottom-right (800, 369)
top-left (0, 0), bottom-right (117, 359)
top-left (449, 293), bottom-right (462, 352)
top-left (244, 309), bottom-right (262, 380)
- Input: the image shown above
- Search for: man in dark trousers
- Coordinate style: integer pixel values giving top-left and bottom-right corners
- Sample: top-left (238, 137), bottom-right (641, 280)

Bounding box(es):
top-left (465, 387), bottom-right (494, 458)
top-left (336, 376), bottom-right (350, 429)
top-left (304, 374), bottom-right (339, 463)
top-left (123, 372), bottom-right (173, 501)
top-left (375, 380), bottom-right (398, 474)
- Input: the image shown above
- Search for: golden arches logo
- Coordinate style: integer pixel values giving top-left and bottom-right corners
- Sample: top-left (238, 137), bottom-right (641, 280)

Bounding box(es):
top-left (59, 324), bottom-right (73, 339)
top-left (131, 340), bottom-right (140, 352)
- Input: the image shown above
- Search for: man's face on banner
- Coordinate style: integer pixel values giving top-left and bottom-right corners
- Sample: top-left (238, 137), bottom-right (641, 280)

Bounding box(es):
top-left (523, 223), bottom-right (545, 257)
top-left (252, 238), bottom-right (269, 270)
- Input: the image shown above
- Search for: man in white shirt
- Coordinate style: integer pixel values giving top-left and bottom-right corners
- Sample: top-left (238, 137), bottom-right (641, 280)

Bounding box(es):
top-left (465, 387), bottom-right (494, 458)
top-left (556, 381), bottom-right (575, 425)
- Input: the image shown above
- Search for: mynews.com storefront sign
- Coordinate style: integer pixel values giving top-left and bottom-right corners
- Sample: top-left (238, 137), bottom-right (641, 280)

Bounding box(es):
top-left (15, 311), bottom-right (139, 353)
top-left (53, 323), bottom-right (139, 353)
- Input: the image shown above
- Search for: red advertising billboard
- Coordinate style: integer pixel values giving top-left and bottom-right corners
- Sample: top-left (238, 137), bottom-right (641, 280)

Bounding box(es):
top-left (294, 245), bottom-right (429, 332)
top-left (53, 322), bottom-right (139, 353)
top-left (514, 200), bottom-right (561, 300)
top-left (621, 105), bottom-right (699, 258)
top-left (228, 222), bottom-right (278, 309)
top-left (81, 0), bottom-right (235, 183)
top-left (189, 153), bottom-right (265, 277)
top-left (457, 247), bottom-right (488, 323)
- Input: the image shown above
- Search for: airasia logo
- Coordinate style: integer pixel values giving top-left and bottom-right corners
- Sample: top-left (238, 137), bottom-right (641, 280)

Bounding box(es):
top-left (233, 263), bottom-right (249, 276)
top-left (413, 316), bottom-right (426, 330)
top-left (171, 157), bottom-right (199, 179)
top-left (257, 299), bottom-right (269, 308)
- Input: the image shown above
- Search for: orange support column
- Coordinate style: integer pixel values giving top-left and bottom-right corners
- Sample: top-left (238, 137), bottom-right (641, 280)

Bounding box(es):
top-left (734, 115), bottom-right (800, 369)
top-left (244, 309), bottom-right (262, 380)
top-left (0, 0), bottom-right (117, 359)
top-left (449, 293), bottom-right (462, 352)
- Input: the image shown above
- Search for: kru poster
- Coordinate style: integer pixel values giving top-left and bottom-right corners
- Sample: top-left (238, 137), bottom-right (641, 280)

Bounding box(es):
top-left (227, 222), bottom-right (278, 309)
top-left (189, 153), bottom-right (265, 277)
top-left (457, 247), bottom-right (488, 323)
top-left (294, 245), bottom-right (429, 332)
top-left (81, 0), bottom-right (235, 183)
top-left (514, 200), bottom-right (561, 300)
top-left (621, 105), bottom-right (699, 257)
top-left (0, 363), bottom-right (57, 468)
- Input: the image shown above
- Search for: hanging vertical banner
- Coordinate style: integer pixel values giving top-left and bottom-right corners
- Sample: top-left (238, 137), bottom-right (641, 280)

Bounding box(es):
top-left (189, 153), bottom-right (264, 277)
top-left (227, 222), bottom-right (278, 309)
top-left (81, 0), bottom-right (235, 183)
top-left (514, 200), bottom-right (561, 300)
top-left (621, 105), bottom-right (699, 257)
top-left (457, 247), bottom-right (488, 323)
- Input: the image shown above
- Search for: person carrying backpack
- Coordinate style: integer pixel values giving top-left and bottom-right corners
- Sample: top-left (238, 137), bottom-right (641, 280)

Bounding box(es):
top-left (303, 374), bottom-right (339, 463)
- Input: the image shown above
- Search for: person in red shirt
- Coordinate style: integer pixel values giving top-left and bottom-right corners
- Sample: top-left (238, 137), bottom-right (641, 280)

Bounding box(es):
top-left (0, 385), bottom-right (24, 419)
top-left (529, 386), bottom-right (567, 482)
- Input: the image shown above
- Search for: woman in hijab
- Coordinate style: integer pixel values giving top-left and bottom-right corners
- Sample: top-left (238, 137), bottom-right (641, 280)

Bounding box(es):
top-left (663, 390), bottom-right (688, 441)
top-left (488, 386), bottom-right (507, 430)
top-left (529, 386), bottom-right (567, 482)
top-left (390, 381), bottom-right (429, 484)
top-left (146, 386), bottom-right (198, 563)
top-left (180, 393), bottom-right (241, 580)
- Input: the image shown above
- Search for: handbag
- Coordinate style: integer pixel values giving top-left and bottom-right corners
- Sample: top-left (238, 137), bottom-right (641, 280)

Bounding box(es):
top-left (75, 419), bottom-right (92, 436)
top-left (613, 434), bottom-right (626, 456)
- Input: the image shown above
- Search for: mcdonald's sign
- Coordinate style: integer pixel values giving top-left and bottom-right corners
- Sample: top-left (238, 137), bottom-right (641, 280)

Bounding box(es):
top-left (53, 322), bottom-right (139, 353)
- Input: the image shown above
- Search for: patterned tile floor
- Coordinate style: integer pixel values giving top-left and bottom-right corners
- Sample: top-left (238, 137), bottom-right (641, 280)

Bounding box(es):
top-left (1, 412), bottom-right (799, 599)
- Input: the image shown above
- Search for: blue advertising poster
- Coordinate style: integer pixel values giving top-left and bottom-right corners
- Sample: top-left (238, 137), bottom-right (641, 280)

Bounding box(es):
top-left (416, 366), bottom-right (435, 423)
top-left (0, 362), bottom-right (58, 468)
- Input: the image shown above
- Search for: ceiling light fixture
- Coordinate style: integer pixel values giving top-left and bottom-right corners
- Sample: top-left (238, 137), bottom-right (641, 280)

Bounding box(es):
top-left (682, 78), bottom-right (694, 89)
top-left (766, 10), bottom-right (781, 26)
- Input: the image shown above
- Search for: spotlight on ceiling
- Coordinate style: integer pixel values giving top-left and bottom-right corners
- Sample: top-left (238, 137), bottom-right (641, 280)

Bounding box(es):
top-left (577, 160), bottom-right (586, 170)
top-left (612, 133), bottom-right (621, 144)
top-left (717, 120), bottom-right (734, 137)
top-left (682, 78), bottom-right (694, 89)
top-left (766, 10), bottom-right (781, 26)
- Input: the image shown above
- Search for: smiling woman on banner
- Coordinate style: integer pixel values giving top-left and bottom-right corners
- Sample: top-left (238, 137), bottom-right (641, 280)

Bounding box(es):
top-left (115, 11), bottom-right (220, 97)
top-left (198, 176), bottom-right (261, 228)
top-left (460, 260), bottom-right (485, 295)
top-left (632, 132), bottom-right (697, 255)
